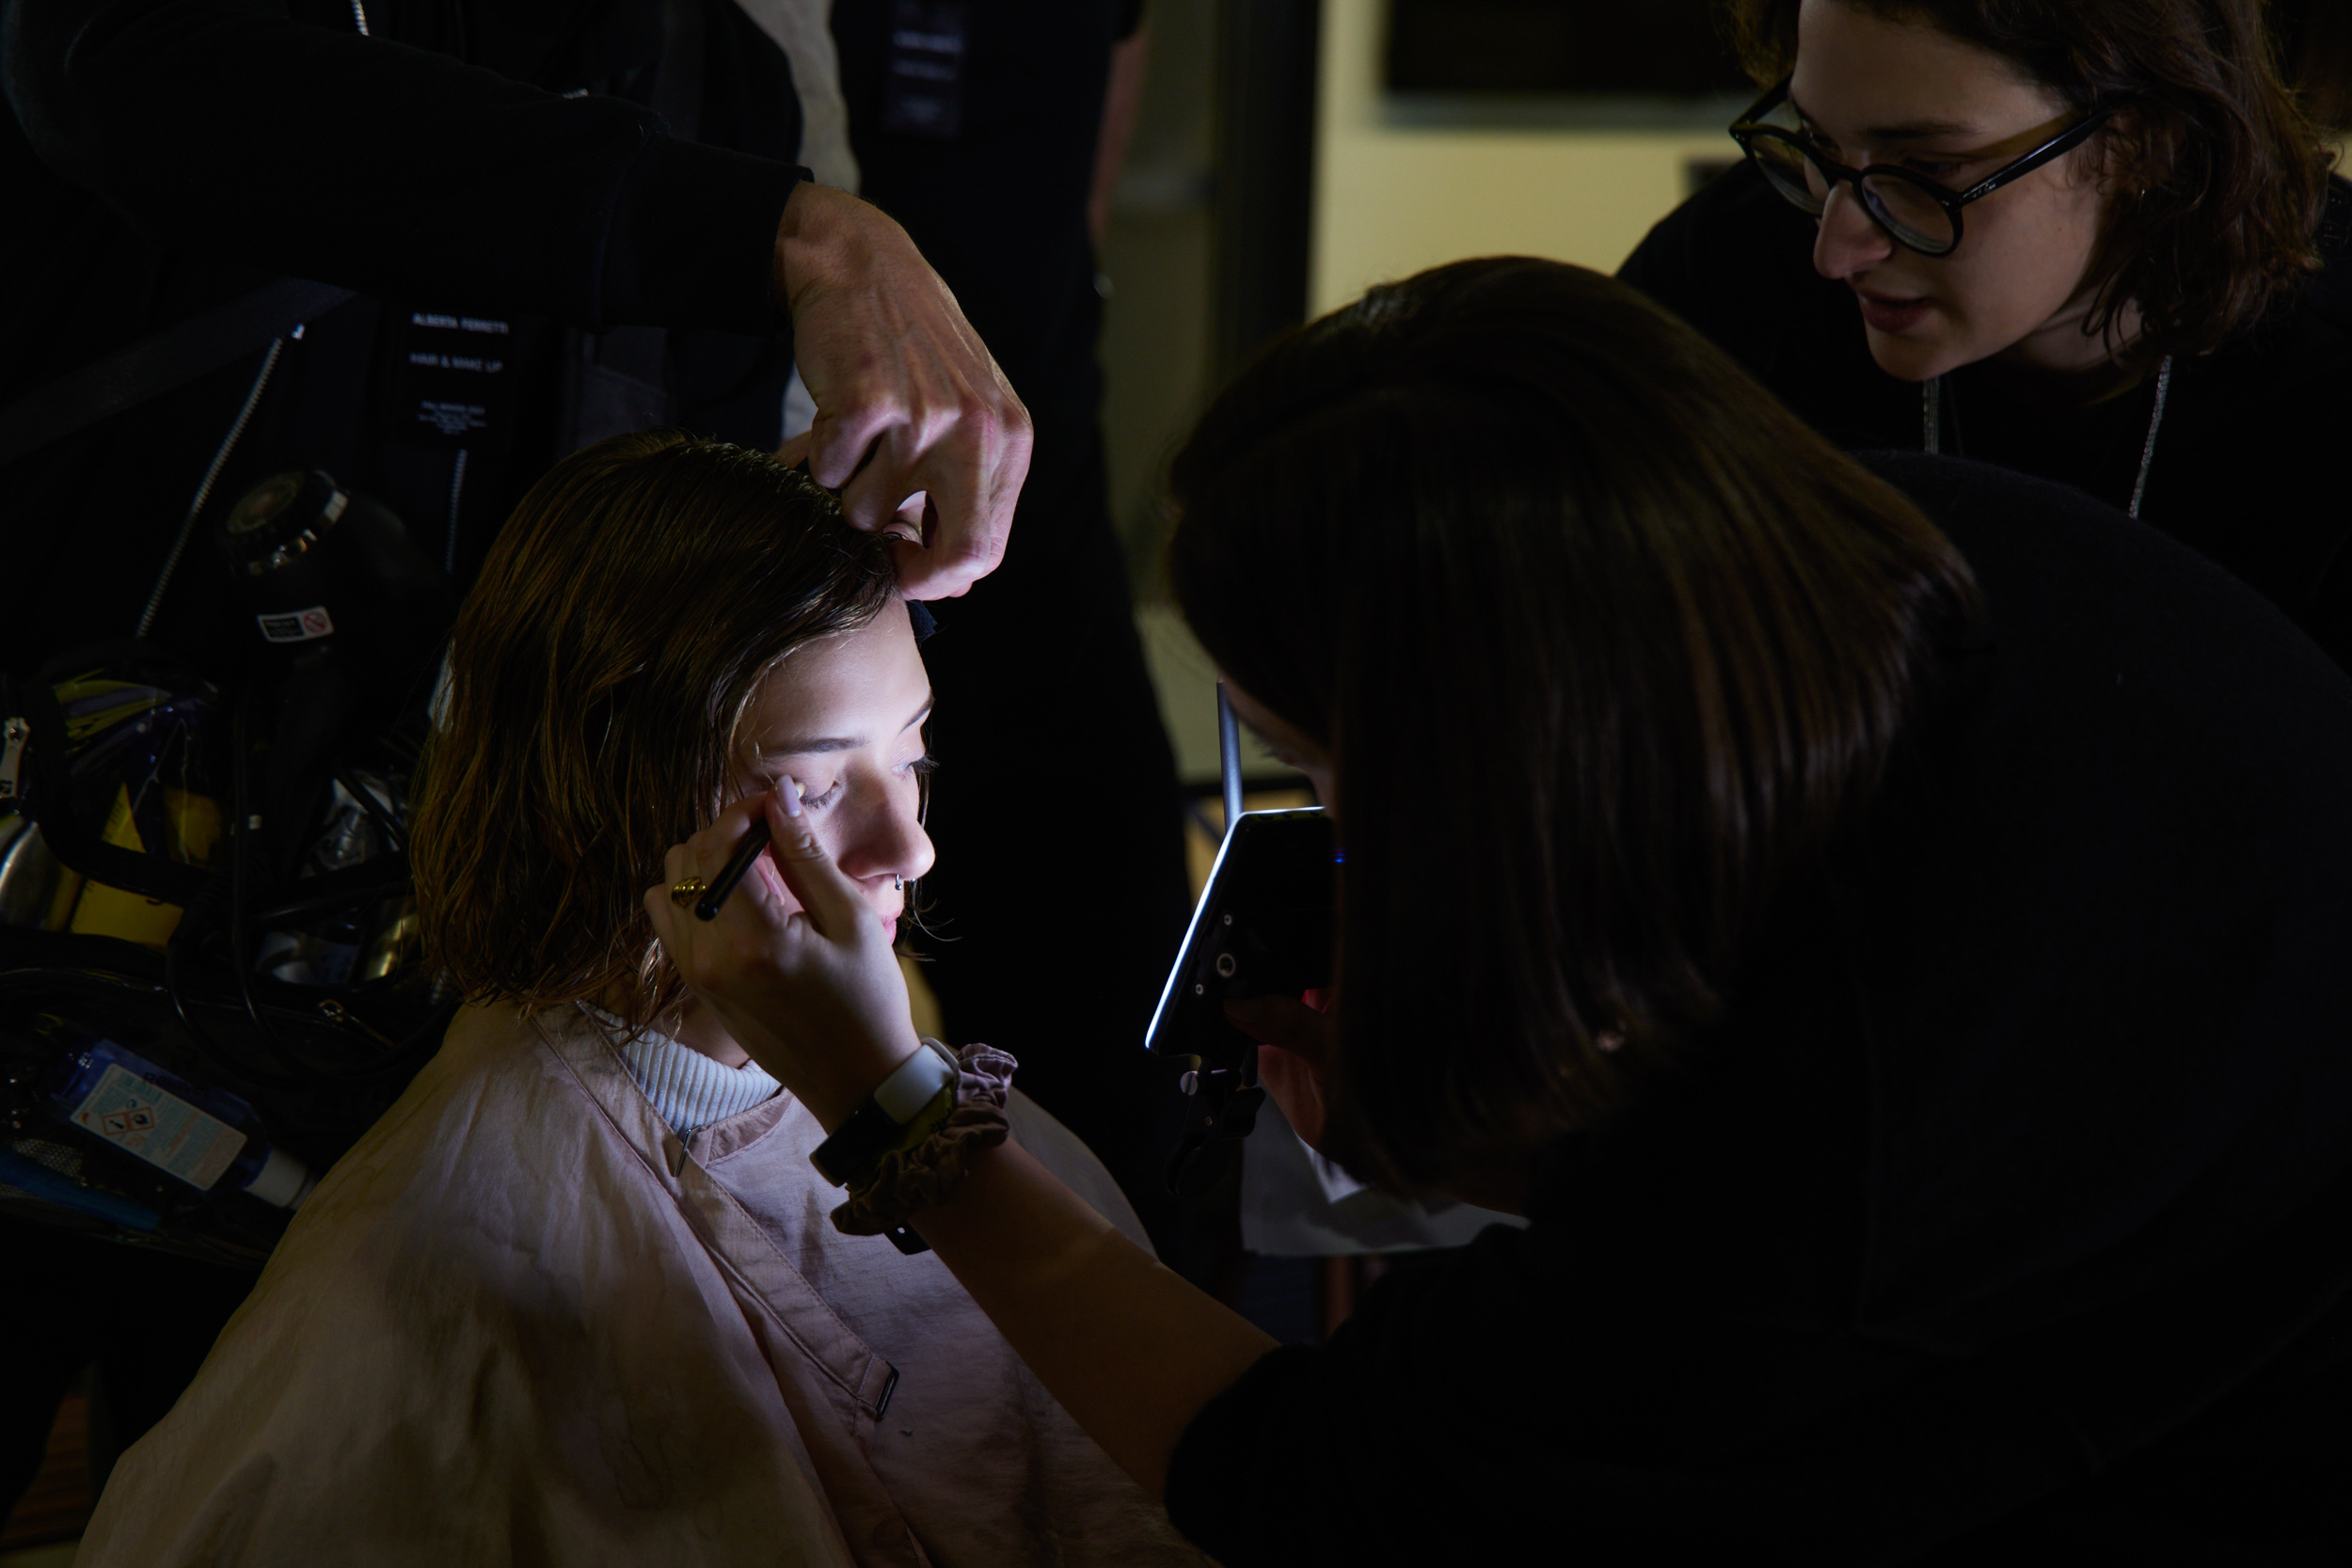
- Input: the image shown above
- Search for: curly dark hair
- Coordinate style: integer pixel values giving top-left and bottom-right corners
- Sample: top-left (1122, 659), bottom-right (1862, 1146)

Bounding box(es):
top-left (1721, 0), bottom-right (2334, 359)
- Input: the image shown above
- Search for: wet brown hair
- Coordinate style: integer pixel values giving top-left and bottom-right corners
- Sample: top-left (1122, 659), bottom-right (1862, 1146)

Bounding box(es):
top-left (412, 433), bottom-right (897, 1031)
top-left (1168, 259), bottom-right (1979, 1196)
top-left (1722, 0), bottom-right (2334, 359)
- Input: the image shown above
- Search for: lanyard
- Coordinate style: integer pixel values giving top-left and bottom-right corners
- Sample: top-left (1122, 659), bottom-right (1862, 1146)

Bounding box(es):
top-left (1923, 355), bottom-right (2175, 521)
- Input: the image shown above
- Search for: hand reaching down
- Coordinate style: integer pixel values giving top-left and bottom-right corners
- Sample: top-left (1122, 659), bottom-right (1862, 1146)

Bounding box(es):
top-left (773, 182), bottom-right (1033, 601)
top-left (1225, 992), bottom-right (1337, 1152)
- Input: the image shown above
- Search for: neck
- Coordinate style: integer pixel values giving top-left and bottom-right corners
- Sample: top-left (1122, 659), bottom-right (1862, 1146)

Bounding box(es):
top-left (592, 986), bottom-right (752, 1069)
top-left (1991, 293), bottom-right (2143, 383)
top-left (670, 1005), bottom-right (753, 1069)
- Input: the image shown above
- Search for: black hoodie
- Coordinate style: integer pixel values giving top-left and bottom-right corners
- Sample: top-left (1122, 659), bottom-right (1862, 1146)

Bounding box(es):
top-left (1163, 454), bottom-right (2352, 1565)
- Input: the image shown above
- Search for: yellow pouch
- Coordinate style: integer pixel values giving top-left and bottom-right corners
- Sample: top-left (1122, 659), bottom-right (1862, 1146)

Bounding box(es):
top-left (61, 785), bottom-right (223, 949)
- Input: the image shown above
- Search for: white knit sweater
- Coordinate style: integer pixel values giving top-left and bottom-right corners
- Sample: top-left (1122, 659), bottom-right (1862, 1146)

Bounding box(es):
top-left (578, 1005), bottom-right (783, 1136)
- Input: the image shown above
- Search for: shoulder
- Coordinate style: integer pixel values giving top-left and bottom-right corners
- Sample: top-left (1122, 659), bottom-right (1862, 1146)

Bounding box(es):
top-left (73, 1007), bottom-right (812, 1564)
top-left (1619, 162), bottom-right (1900, 443)
top-left (1620, 159), bottom-right (1789, 273)
top-left (2205, 174), bottom-right (2352, 386)
top-left (1619, 161), bottom-right (1832, 332)
top-left (306, 1004), bottom-right (602, 1203)
top-left (1861, 450), bottom-right (2352, 722)
top-left (1867, 449), bottom-right (2236, 602)
top-left (2299, 173), bottom-right (2352, 336)
top-left (1860, 448), bottom-right (2117, 539)
top-left (240, 1004), bottom-right (692, 1315)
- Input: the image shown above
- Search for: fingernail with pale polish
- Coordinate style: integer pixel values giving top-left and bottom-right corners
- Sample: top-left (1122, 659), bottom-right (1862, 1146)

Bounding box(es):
top-left (781, 777), bottom-right (803, 819)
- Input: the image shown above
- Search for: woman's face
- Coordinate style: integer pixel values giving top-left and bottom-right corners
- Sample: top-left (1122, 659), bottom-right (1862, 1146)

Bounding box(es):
top-left (735, 599), bottom-right (936, 943)
top-left (1791, 0), bottom-right (2117, 380)
top-left (1221, 682), bottom-right (1334, 816)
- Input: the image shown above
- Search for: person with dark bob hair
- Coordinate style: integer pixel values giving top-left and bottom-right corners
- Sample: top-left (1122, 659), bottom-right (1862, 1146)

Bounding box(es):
top-left (72, 434), bottom-right (1199, 1565)
top-left (1623, 0), bottom-right (2352, 669)
top-left (645, 260), bottom-right (2352, 1562)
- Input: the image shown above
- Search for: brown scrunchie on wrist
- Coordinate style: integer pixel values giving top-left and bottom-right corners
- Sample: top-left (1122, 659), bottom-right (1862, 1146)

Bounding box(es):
top-left (830, 1044), bottom-right (1018, 1237)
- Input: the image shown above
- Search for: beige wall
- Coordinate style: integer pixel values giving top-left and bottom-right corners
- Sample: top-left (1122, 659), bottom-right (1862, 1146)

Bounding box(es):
top-left (1141, 0), bottom-right (1754, 784)
top-left (1311, 0), bottom-right (1740, 314)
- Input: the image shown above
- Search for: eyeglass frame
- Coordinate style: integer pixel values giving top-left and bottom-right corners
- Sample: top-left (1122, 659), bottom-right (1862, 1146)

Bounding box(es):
top-left (1727, 78), bottom-right (2118, 259)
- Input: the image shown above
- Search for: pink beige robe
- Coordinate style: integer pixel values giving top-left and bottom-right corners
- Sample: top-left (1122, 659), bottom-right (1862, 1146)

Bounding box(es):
top-left (75, 1005), bottom-right (1203, 1567)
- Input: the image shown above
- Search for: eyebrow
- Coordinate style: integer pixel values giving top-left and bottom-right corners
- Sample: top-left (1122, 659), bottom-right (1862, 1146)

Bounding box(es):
top-left (1789, 91), bottom-right (1979, 144)
top-left (1867, 119), bottom-right (1979, 141)
top-left (758, 698), bottom-right (933, 758)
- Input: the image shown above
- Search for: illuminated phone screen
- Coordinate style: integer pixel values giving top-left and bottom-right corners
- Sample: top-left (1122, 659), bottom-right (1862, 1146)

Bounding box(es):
top-left (1145, 807), bottom-right (1337, 1063)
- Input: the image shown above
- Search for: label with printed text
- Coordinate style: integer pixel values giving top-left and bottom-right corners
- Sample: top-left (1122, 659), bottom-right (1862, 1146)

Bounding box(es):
top-left (71, 1065), bottom-right (246, 1189)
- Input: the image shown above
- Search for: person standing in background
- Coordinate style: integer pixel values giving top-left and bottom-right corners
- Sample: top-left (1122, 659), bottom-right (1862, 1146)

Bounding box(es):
top-left (831, 3), bottom-right (1198, 1260)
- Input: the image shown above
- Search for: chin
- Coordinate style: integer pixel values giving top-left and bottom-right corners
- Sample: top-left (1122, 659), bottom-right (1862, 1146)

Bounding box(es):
top-left (1864, 325), bottom-right (1972, 385)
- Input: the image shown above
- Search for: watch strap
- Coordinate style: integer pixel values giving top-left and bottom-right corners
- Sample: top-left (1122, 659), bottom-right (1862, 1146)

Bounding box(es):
top-left (811, 1039), bottom-right (957, 1188)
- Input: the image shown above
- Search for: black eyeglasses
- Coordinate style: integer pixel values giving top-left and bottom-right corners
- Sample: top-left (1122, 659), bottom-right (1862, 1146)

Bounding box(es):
top-left (1728, 79), bottom-right (2115, 258)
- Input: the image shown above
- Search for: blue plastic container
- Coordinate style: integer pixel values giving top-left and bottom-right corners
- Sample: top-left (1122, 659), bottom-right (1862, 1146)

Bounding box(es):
top-left (45, 1037), bottom-right (316, 1209)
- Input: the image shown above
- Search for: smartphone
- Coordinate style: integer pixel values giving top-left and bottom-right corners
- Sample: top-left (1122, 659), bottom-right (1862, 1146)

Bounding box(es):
top-left (1147, 805), bottom-right (1338, 1191)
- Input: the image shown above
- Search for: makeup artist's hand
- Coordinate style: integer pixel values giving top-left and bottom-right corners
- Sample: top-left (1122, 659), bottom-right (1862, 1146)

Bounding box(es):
top-left (1226, 992), bottom-right (1337, 1151)
top-left (772, 182), bottom-right (1033, 600)
top-left (644, 781), bottom-right (920, 1130)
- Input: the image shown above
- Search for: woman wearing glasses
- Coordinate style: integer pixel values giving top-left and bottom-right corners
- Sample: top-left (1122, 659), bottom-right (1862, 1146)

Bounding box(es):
top-left (1621, 0), bottom-right (2351, 667)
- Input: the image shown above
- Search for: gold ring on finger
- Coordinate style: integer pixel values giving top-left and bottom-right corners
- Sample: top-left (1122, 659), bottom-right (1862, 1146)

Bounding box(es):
top-left (669, 877), bottom-right (708, 908)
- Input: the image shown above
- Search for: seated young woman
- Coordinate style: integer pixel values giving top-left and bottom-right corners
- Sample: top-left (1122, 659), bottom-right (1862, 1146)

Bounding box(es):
top-left (74, 434), bottom-right (1200, 1567)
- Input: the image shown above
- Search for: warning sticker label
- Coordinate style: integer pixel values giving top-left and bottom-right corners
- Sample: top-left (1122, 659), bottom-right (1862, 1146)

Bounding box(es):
top-left (258, 606), bottom-right (335, 643)
top-left (70, 1065), bottom-right (246, 1189)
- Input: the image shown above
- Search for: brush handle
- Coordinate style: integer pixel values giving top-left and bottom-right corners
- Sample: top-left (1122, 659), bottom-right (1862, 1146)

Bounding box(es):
top-left (693, 816), bottom-right (774, 921)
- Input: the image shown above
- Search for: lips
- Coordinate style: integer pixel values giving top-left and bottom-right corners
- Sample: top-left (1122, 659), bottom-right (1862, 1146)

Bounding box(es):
top-left (1853, 288), bottom-right (1933, 335)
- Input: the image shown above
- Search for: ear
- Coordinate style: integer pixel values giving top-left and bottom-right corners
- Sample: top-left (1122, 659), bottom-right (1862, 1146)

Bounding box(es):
top-left (2090, 107), bottom-right (2156, 198)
